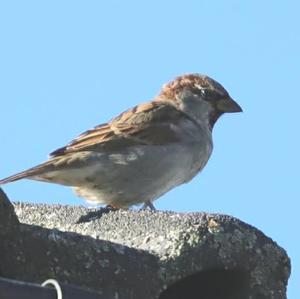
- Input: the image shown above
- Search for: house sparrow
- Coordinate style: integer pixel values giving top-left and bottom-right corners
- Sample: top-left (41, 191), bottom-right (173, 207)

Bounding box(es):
top-left (0, 74), bottom-right (242, 209)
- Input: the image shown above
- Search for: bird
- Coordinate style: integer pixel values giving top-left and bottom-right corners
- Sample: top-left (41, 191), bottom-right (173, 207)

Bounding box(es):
top-left (0, 73), bottom-right (242, 210)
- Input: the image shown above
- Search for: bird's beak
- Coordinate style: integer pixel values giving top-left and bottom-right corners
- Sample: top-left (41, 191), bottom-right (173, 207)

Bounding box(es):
top-left (217, 96), bottom-right (242, 113)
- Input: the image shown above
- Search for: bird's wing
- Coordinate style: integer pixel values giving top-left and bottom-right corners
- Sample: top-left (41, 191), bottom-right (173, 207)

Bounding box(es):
top-left (50, 101), bottom-right (189, 157)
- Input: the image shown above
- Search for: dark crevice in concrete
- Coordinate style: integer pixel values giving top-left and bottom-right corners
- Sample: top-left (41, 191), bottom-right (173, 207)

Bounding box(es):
top-left (159, 269), bottom-right (249, 299)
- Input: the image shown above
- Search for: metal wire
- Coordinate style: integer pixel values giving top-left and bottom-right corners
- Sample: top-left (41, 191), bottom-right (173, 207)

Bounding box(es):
top-left (42, 279), bottom-right (63, 299)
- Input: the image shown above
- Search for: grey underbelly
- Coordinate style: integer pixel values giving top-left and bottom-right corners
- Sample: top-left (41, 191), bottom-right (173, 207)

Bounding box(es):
top-left (36, 143), bottom-right (212, 205)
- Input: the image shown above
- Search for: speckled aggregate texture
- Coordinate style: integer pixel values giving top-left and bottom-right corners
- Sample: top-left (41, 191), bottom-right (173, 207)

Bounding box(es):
top-left (0, 191), bottom-right (290, 299)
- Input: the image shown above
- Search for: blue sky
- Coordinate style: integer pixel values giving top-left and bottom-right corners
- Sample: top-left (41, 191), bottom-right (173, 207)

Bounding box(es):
top-left (0, 1), bottom-right (298, 297)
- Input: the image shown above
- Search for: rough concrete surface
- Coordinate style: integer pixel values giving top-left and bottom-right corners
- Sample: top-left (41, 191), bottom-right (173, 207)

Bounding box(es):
top-left (0, 188), bottom-right (291, 299)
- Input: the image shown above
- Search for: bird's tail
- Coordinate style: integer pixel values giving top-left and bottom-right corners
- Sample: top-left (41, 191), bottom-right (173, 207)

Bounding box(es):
top-left (0, 160), bottom-right (54, 185)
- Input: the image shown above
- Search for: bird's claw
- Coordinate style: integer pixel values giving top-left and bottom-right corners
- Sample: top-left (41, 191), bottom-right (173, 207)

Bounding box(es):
top-left (141, 201), bottom-right (156, 210)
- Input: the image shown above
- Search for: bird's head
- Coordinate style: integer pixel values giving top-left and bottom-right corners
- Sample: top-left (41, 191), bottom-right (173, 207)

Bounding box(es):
top-left (157, 73), bottom-right (242, 129)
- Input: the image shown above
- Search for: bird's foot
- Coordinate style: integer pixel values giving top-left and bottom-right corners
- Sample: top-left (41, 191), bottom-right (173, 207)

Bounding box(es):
top-left (140, 201), bottom-right (156, 211)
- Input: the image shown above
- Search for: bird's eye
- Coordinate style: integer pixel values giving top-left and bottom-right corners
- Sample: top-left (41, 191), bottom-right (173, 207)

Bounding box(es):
top-left (200, 89), bottom-right (206, 96)
top-left (194, 87), bottom-right (220, 102)
top-left (193, 84), bottom-right (207, 97)
top-left (198, 88), bottom-right (208, 97)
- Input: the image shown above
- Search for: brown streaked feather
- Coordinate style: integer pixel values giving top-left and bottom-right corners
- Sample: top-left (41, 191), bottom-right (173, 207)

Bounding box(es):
top-left (158, 74), bottom-right (211, 99)
top-left (50, 101), bottom-right (187, 157)
top-left (0, 160), bottom-right (55, 185)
